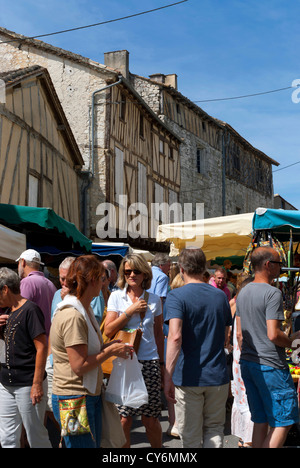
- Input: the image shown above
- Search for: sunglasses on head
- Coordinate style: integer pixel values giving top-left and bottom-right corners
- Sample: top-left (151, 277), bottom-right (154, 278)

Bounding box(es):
top-left (124, 269), bottom-right (142, 276)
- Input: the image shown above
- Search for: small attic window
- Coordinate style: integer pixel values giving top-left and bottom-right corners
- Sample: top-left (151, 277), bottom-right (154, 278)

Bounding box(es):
top-left (119, 93), bottom-right (126, 120)
top-left (139, 114), bottom-right (144, 138)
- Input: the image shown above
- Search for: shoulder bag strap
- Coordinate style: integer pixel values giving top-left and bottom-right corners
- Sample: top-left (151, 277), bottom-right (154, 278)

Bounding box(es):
top-left (139, 291), bottom-right (149, 325)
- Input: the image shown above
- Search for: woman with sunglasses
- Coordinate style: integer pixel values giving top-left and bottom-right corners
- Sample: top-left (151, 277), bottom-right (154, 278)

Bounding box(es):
top-left (105, 254), bottom-right (164, 448)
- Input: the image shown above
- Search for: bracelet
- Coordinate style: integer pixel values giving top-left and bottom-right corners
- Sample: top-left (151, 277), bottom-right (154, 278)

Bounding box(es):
top-left (123, 311), bottom-right (130, 319)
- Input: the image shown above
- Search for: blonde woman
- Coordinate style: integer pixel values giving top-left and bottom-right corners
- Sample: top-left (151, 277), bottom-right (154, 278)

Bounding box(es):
top-left (105, 254), bottom-right (164, 448)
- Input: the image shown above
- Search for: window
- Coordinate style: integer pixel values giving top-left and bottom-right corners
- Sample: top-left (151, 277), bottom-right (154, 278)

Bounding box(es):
top-left (159, 139), bottom-right (164, 154)
top-left (168, 146), bottom-right (174, 160)
top-left (28, 174), bottom-right (39, 207)
top-left (196, 147), bottom-right (204, 174)
top-left (138, 163), bottom-right (147, 205)
top-left (119, 93), bottom-right (126, 120)
top-left (114, 147), bottom-right (124, 201)
top-left (169, 189), bottom-right (181, 224)
top-left (137, 163), bottom-right (148, 237)
top-left (139, 114), bottom-right (144, 138)
top-left (154, 182), bottom-right (164, 223)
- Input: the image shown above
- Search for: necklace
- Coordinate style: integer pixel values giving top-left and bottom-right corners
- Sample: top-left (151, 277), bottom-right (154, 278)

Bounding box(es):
top-left (4, 305), bottom-right (25, 384)
top-left (127, 288), bottom-right (143, 303)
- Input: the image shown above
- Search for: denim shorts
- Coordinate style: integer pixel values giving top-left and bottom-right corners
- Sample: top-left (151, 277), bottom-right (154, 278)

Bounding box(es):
top-left (240, 360), bottom-right (299, 427)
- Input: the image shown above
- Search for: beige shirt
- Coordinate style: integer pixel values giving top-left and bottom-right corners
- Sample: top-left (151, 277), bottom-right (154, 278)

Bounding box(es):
top-left (50, 307), bottom-right (103, 396)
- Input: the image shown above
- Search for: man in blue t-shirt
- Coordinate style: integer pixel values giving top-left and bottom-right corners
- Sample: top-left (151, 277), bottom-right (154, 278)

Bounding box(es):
top-left (147, 253), bottom-right (170, 305)
top-left (164, 248), bottom-right (232, 449)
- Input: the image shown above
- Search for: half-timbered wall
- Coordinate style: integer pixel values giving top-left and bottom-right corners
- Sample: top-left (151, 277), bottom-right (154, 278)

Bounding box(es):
top-left (0, 76), bottom-right (81, 227)
top-left (107, 85), bottom-right (180, 240)
top-left (132, 74), bottom-right (275, 218)
top-left (226, 139), bottom-right (273, 197)
top-left (162, 91), bottom-right (222, 152)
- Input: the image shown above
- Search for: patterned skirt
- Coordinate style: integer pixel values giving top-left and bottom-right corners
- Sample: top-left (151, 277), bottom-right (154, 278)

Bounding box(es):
top-left (117, 359), bottom-right (161, 418)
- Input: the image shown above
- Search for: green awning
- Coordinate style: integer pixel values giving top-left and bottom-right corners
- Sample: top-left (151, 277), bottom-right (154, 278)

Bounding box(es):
top-left (0, 204), bottom-right (91, 253)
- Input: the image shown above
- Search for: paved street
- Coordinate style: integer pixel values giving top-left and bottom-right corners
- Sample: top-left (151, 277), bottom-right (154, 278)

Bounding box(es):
top-left (131, 397), bottom-right (239, 449)
top-left (131, 396), bottom-right (300, 449)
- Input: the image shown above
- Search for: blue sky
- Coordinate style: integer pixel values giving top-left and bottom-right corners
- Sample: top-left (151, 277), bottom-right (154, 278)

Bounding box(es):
top-left (1, 0), bottom-right (300, 209)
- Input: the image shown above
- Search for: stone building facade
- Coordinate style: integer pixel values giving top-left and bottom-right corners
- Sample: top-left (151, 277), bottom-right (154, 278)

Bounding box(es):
top-left (130, 72), bottom-right (278, 219)
top-left (0, 26), bottom-right (279, 246)
top-left (0, 29), bottom-right (181, 249)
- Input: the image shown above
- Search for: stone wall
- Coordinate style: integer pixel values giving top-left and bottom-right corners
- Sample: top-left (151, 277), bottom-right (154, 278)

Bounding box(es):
top-left (131, 74), bottom-right (274, 219)
top-left (0, 35), bottom-right (113, 233)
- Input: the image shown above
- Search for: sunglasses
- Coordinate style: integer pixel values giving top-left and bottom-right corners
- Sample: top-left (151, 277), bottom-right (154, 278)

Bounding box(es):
top-left (124, 269), bottom-right (142, 276)
top-left (269, 261), bottom-right (283, 265)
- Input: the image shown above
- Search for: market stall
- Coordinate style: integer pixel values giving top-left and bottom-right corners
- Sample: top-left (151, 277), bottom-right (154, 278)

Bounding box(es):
top-left (0, 223), bottom-right (26, 263)
top-left (92, 243), bottom-right (154, 268)
top-left (0, 203), bottom-right (92, 267)
top-left (156, 212), bottom-right (253, 260)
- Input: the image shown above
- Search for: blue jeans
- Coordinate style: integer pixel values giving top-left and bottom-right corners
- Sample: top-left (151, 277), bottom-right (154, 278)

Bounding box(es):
top-left (52, 394), bottom-right (102, 448)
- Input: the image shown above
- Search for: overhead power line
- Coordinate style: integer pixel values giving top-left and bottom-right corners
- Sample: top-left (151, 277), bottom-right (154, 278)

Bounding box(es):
top-left (193, 86), bottom-right (294, 103)
top-left (0, 1), bottom-right (189, 44)
top-left (273, 160), bottom-right (300, 174)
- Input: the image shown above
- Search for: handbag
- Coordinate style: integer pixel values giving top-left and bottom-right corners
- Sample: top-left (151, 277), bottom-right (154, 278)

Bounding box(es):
top-left (101, 292), bottom-right (149, 376)
top-left (100, 386), bottom-right (126, 448)
top-left (58, 396), bottom-right (94, 441)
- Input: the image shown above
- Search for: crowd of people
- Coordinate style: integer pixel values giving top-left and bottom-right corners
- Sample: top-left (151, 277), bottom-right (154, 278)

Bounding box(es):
top-left (0, 246), bottom-right (299, 449)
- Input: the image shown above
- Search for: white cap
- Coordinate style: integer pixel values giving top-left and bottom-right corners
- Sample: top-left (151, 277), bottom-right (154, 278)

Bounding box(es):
top-left (16, 249), bottom-right (44, 265)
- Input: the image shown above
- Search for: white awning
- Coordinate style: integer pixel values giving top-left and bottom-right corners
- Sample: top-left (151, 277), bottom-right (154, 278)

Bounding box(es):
top-left (156, 212), bottom-right (253, 260)
top-left (0, 224), bottom-right (26, 262)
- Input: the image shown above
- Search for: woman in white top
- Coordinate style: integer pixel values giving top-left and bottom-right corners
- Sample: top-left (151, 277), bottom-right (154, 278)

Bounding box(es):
top-left (105, 254), bottom-right (164, 448)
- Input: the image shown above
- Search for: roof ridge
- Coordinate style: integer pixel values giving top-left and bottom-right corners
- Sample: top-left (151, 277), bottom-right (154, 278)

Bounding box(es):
top-left (0, 26), bottom-right (117, 77)
top-left (0, 64), bottom-right (43, 80)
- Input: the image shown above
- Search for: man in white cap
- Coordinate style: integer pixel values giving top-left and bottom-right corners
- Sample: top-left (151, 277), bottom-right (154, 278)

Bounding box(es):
top-left (16, 249), bottom-right (57, 337)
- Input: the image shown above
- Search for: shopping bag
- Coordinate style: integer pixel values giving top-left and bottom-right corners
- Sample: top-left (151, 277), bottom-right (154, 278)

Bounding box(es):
top-left (101, 292), bottom-right (149, 377)
top-left (101, 328), bottom-right (143, 376)
top-left (105, 353), bottom-right (148, 408)
top-left (100, 386), bottom-right (126, 448)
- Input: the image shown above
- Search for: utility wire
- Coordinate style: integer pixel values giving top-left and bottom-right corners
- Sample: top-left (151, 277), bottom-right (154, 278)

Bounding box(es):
top-left (0, 1), bottom-right (189, 44)
top-left (193, 86), bottom-right (294, 103)
top-left (273, 160), bottom-right (300, 173)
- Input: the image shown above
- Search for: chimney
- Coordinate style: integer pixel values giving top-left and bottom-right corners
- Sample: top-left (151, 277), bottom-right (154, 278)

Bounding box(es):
top-left (149, 73), bottom-right (178, 90)
top-left (165, 74), bottom-right (178, 90)
top-left (104, 50), bottom-right (130, 80)
top-left (149, 73), bottom-right (166, 84)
